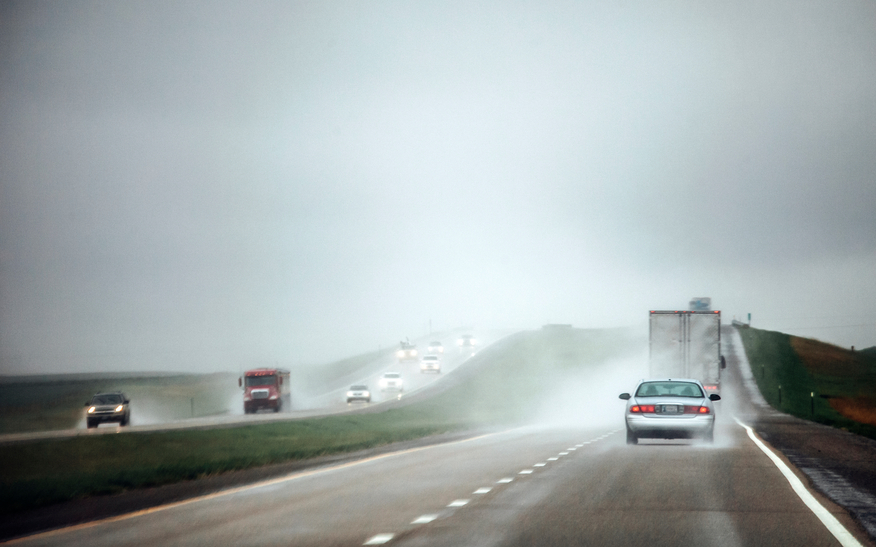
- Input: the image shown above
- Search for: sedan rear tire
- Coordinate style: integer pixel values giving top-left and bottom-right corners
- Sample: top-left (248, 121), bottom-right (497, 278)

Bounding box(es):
top-left (626, 427), bottom-right (638, 445)
top-left (703, 427), bottom-right (714, 444)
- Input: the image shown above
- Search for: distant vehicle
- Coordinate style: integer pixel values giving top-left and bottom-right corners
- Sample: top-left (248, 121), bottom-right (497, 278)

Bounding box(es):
top-left (689, 297), bottom-right (712, 311)
top-left (379, 372), bottom-right (403, 392)
top-left (420, 354), bottom-right (441, 373)
top-left (457, 334), bottom-right (476, 348)
top-left (650, 309), bottom-right (723, 393)
top-left (619, 379), bottom-right (720, 445)
top-left (239, 368), bottom-right (291, 414)
top-left (346, 385), bottom-right (371, 403)
top-left (397, 341), bottom-right (418, 362)
top-left (85, 392), bottom-right (130, 428)
top-left (427, 341), bottom-right (444, 354)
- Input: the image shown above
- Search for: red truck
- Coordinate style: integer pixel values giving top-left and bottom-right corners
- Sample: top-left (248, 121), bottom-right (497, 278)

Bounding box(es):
top-left (239, 368), bottom-right (291, 413)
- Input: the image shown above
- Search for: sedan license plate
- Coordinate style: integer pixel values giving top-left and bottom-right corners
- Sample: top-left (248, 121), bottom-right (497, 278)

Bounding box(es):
top-left (658, 404), bottom-right (681, 414)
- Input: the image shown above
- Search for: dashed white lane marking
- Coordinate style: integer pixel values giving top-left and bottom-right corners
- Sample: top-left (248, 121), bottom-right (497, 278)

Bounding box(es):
top-left (474, 487), bottom-right (492, 494)
top-left (411, 514), bottom-right (438, 524)
top-left (534, 463), bottom-right (546, 467)
top-left (364, 533), bottom-right (395, 545)
top-left (566, 447), bottom-right (577, 451)
top-left (735, 418), bottom-right (863, 547)
top-left (497, 477), bottom-right (514, 484)
top-left (575, 444), bottom-right (584, 447)
top-left (447, 499), bottom-right (470, 507)
top-left (559, 451), bottom-right (569, 456)
top-left (548, 457), bottom-right (559, 461)
top-left (519, 469), bottom-right (534, 475)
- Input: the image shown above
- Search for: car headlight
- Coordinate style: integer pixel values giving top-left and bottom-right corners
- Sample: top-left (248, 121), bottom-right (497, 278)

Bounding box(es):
top-left (269, 395), bottom-right (278, 400)
top-left (87, 406), bottom-right (96, 413)
top-left (115, 405), bottom-right (124, 412)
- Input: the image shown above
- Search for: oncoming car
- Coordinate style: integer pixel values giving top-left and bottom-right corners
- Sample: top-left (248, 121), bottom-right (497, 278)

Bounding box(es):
top-left (379, 372), bottom-right (403, 392)
top-left (427, 341), bottom-right (444, 354)
top-left (457, 334), bottom-right (476, 348)
top-left (85, 392), bottom-right (131, 428)
top-left (619, 379), bottom-right (720, 444)
top-left (346, 385), bottom-right (371, 403)
top-left (420, 354), bottom-right (441, 373)
top-left (396, 341), bottom-right (418, 362)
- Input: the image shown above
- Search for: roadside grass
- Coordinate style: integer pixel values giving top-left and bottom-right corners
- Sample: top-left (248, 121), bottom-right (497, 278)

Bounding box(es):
top-left (737, 326), bottom-right (876, 439)
top-left (0, 412), bottom-right (450, 515)
top-left (0, 326), bottom-right (640, 516)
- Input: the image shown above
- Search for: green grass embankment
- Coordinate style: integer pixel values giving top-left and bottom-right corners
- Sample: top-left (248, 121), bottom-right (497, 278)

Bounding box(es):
top-left (737, 326), bottom-right (876, 440)
top-left (0, 327), bottom-right (642, 516)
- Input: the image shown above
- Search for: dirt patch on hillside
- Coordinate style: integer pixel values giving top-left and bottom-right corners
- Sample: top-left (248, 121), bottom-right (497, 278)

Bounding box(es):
top-left (830, 397), bottom-right (876, 427)
top-left (791, 336), bottom-right (867, 377)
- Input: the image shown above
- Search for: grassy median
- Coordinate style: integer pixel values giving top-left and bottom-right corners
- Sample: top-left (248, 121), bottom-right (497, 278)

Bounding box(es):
top-left (0, 327), bottom-right (641, 515)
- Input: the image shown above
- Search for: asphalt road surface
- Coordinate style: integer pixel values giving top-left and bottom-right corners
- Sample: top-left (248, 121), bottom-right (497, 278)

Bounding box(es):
top-left (6, 331), bottom-right (873, 546)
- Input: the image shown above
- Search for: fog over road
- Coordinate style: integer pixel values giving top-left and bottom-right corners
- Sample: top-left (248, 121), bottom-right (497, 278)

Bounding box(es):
top-left (0, 331), bottom-right (505, 446)
top-left (8, 331), bottom-right (873, 546)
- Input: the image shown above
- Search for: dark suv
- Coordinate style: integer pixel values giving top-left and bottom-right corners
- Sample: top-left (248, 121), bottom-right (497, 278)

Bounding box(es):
top-left (85, 392), bottom-right (131, 428)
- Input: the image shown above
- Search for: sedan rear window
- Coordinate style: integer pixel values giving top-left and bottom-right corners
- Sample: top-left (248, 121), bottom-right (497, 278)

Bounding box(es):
top-left (635, 381), bottom-right (704, 398)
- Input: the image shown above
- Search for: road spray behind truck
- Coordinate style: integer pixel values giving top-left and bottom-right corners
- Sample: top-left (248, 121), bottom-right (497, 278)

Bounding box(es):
top-left (649, 310), bottom-right (724, 393)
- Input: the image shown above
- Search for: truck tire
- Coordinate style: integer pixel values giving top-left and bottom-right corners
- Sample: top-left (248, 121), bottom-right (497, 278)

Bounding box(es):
top-left (626, 427), bottom-right (638, 445)
top-left (87, 420), bottom-right (97, 429)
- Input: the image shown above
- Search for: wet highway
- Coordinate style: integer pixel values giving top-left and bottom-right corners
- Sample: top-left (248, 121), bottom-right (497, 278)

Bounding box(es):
top-left (6, 330), bottom-right (873, 547)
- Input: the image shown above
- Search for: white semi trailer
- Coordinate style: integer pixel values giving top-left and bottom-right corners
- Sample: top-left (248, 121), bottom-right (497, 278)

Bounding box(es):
top-left (649, 310), bottom-right (724, 393)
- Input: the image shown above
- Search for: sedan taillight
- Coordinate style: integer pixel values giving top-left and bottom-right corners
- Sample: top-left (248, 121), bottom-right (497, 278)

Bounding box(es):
top-left (629, 405), bottom-right (655, 413)
top-left (683, 405), bottom-right (710, 414)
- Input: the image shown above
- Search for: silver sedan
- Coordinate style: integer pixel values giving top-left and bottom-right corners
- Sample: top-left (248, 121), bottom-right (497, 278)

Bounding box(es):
top-left (619, 379), bottom-right (720, 444)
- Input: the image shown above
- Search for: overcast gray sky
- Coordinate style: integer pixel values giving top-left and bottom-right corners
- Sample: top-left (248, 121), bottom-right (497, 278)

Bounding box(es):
top-left (2, 0), bottom-right (875, 374)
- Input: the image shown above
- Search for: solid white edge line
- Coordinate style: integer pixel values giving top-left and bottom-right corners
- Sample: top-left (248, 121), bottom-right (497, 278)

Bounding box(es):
top-left (734, 417), bottom-right (863, 547)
